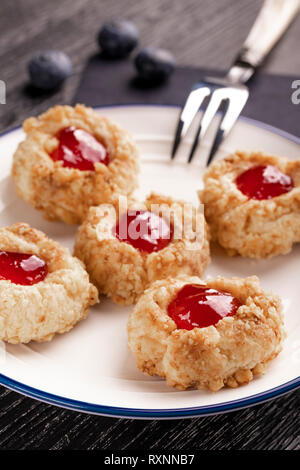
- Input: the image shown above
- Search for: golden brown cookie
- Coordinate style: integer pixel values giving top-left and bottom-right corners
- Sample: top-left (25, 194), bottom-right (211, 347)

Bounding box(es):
top-left (74, 193), bottom-right (210, 305)
top-left (127, 275), bottom-right (285, 392)
top-left (200, 151), bottom-right (300, 258)
top-left (0, 223), bottom-right (98, 343)
top-left (12, 104), bottom-right (140, 224)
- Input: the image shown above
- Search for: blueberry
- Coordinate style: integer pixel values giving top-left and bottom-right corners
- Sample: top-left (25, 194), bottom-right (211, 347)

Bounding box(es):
top-left (97, 20), bottom-right (139, 59)
top-left (28, 50), bottom-right (72, 90)
top-left (134, 47), bottom-right (175, 83)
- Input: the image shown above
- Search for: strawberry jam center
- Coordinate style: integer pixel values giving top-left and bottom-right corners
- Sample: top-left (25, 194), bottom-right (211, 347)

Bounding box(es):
top-left (0, 251), bottom-right (48, 285)
top-left (50, 126), bottom-right (109, 171)
top-left (168, 284), bottom-right (241, 330)
top-left (113, 210), bottom-right (173, 253)
top-left (236, 164), bottom-right (293, 200)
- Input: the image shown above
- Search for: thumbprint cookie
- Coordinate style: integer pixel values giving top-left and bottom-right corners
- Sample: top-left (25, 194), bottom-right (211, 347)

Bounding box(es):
top-left (127, 275), bottom-right (285, 391)
top-left (201, 151), bottom-right (300, 258)
top-left (12, 104), bottom-right (140, 224)
top-left (0, 223), bottom-right (98, 343)
top-left (74, 193), bottom-right (210, 305)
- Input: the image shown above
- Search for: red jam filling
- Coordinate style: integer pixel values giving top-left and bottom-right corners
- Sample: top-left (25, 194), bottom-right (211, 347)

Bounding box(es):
top-left (236, 165), bottom-right (293, 200)
top-left (0, 251), bottom-right (48, 286)
top-left (167, 284), bottom-right (241, 330)
top-left (113, 210), bottom-right (173, 253)
top-left (50, 126), bottom-right (109, 171)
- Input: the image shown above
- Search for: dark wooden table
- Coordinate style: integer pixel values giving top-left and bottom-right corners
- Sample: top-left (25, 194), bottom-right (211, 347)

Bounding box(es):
top-left (0, 0), bottom-right (299, 450)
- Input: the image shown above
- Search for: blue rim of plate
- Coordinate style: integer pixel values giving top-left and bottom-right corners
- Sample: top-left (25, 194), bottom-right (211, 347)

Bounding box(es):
top-left (0, 103), bottom-right (299, 419)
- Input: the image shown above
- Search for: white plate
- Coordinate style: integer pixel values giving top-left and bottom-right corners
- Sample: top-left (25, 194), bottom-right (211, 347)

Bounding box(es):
top-left (0, 105), bottom-right (299, 419)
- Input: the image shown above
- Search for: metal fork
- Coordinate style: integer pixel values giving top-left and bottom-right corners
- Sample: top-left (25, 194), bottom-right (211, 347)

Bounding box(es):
top-left (171, 0), bottom-right (300, 166)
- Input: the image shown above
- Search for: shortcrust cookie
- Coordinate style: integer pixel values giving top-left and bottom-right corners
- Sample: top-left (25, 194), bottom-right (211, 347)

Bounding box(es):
top-left (200, 151), bottom-right (300, 258)
top-left (12, 104), bottom-right (140, 224)
top-left (127, 275), bottom-right (285, 392)
top-left (0, 223), bottom-right (98, 343)
top-left (74, 193), bottom-right (210, 305)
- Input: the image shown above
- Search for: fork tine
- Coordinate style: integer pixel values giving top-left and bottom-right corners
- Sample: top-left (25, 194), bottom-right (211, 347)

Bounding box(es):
top-left (206, 89), bottom-right (249, 166)
top-left (187, 124), bottom-right (201, 163)
top-left (171, 85), bottom-right (211, 159)
top-left (187, 88), bottom-right (223, 163)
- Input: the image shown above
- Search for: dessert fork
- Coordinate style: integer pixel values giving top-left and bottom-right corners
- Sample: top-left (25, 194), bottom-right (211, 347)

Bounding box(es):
top-left (171, 0), bottom-right (300, 166)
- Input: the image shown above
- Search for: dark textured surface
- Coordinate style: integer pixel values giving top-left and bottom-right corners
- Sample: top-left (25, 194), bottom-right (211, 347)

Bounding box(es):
top-left (0, 0), bottom-right (299, 450)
